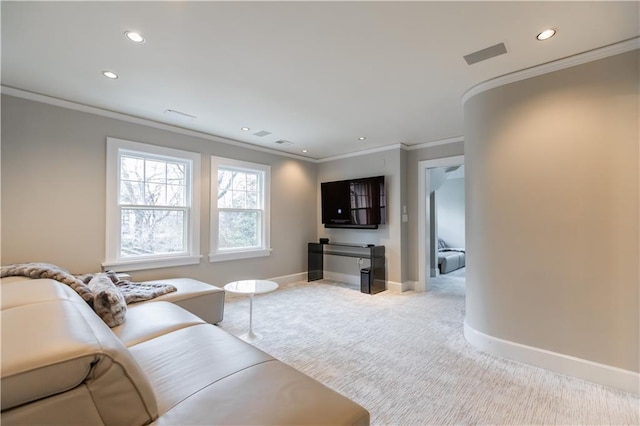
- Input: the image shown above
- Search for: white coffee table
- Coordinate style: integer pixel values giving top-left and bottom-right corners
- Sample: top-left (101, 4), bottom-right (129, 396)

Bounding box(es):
top-left (223, 279), bottom-right (278, 342)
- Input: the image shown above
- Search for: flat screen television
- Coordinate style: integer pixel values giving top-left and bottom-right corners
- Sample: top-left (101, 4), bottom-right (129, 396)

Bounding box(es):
top-left (321, 176), bottom-right (386, 229)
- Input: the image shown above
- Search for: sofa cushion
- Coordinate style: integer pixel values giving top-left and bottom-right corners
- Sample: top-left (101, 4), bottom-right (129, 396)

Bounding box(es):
top-left (1, 301), bottom-right (105, 411)
top-left (129, 324), bottom-right (274, 415)
top-left (1, 281), bottom-right (158, 425)
top-left (112, 301), bottom-right (206, 347)
top-left (130, 324), bottom-right (369, 425)
top-left (134, 278), bottom-right (225, 324)
top-left (0, 263), bottom-right (93, 304)
top-left (0, 277), bottom-right (78, 309)
top-left (1, 385), bottom-right (104, 425)
top-left (152, 361), bottom-right (370, 426)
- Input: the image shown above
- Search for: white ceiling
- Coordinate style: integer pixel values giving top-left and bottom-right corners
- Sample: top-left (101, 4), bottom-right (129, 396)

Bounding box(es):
top-left (2, 1), bottom-right (638, 160)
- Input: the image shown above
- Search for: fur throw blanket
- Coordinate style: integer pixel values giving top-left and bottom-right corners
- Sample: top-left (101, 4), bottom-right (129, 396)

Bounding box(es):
top-left (1, 262), bottom-right (94, 303)
top-left (1, 263), bottom-right (177, 327)
top-left (75, 270), bottom-right (177, 304)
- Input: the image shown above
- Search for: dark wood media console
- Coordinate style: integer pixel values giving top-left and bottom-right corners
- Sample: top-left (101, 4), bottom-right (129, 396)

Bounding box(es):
top-left (307, 242), bottom-right (386, 294)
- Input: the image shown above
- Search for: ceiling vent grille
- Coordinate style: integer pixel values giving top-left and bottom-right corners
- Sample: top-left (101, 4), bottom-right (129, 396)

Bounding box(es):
top-left (163, 109), bottom-right (197, 121)
top-left (253, 130), bottom-right (272, 137)
top-left (275, 140), bottom-right (293, 145)
top-left (463, 43), bottom-right (507, 65)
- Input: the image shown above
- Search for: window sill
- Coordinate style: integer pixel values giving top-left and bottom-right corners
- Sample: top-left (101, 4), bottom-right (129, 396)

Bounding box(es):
top-left (102, 255), bottom-right (202, 272)
top-left (208, 248), bottom-right (272, 263)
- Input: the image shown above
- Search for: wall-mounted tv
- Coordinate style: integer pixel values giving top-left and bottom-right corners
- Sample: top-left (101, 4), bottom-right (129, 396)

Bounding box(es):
top-left (321, 175), bottom-right (386, 229)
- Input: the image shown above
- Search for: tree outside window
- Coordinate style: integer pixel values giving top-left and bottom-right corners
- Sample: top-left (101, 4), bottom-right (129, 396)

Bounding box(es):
top-left (119, 155), bottom-right (189, 257)
top-left (210, 157), bottom-right (271, 262)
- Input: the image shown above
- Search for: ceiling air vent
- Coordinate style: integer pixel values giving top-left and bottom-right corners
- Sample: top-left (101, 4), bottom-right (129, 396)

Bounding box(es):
top-left (163, 109), bottom-right (197, 121)
top-left (253, 130), bottom-right (272, 137)
top-left (275, 140), bottom-right (293, 145)
top-left (463, 43), bottom-right (507, 65)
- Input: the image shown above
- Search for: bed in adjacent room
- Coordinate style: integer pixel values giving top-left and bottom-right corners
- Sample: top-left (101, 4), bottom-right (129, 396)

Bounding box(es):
top-left (437, 238), bottom-right (465, 274)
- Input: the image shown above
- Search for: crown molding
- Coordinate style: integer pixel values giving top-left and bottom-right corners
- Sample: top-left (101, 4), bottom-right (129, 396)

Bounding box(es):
top-left (317, 143), bottom-right (405, 163)
top-left (404, 136), bottom-right (464, 151)
top-left (2, 85), bottom-right (462, 164)
top-left (0, 85), bottom-right (316, 163)
top-left (462, 37), bottom-right (640, 105)
top-left (316, 136), bottom-right (465, 163)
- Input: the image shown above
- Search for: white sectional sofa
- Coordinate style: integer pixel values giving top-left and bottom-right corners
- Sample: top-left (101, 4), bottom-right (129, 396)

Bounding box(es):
top-left (0, 276), bottom-right (369, 425)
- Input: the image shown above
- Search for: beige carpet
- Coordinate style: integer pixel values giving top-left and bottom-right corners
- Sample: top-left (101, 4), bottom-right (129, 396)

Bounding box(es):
top-left (218, 270), bottom-right (639, 425)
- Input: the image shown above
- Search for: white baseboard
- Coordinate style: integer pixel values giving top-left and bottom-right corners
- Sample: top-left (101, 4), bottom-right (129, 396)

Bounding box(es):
top-left (321, 272), bottom-right (407, 294)
top-left (324, 271), bottom-right (360, 286)
top-left (268, 272), bottom-right (307, 288)
top-left (464, 320), bottom-right (640, 395)
top-left (227, 271), bottom-right (411, 295)
top-left (413, 280), bottom-right (426, 292)
top-left (387, 281), bottom-right (403, 293)
top-left (388, 280), bottom-right (417, 293)
top-left (224, 272), bottom-right (307, 300)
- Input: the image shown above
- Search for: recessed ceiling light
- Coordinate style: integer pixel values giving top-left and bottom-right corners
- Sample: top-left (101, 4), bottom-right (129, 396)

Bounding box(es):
top-left (102, 70), bottom-right (118, 79)
top-left (536, 29), bottom-right (556, 41)
top-left (302, 149), bottom-right (308, 153)
top-left (358, 137), bottom-right (367, 141)
top-left (241, 127), bottom-right (250, 131)
top-left (125, 31), bottom-right (145, 43)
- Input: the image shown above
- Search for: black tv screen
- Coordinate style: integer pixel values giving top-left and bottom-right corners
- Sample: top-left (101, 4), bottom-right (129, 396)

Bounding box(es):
top-left (321, 176), bottom-right (386, 229)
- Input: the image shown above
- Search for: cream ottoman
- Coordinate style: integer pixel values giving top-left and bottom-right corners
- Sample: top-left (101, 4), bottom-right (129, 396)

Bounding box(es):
top-left (133, 278), bottom-right (225, 324)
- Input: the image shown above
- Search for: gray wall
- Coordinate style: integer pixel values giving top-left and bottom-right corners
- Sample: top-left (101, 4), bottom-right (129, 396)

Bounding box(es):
top-left (316, 149), bottom-right (403, 284)
top-left (1, 95), bottom-right (317, 287)
top-left (429, 168), bottom-right (447, 274)
top-left (0, 93), bottom-right (462, 289)
top-left (436, 177), bottom-right (465, 249)
top-left (464, 50), bottom-right (639, 371)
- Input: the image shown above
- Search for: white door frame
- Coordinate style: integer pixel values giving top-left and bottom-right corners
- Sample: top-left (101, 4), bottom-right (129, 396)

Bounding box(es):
top-left (417, 155), bottom-right (464, 292)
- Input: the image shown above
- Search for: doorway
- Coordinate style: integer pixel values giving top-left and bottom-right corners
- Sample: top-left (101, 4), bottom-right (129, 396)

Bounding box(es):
top-left (429, 164), bottom-right (465, 278)
top-left (417, 155), bottom-right (464, 292)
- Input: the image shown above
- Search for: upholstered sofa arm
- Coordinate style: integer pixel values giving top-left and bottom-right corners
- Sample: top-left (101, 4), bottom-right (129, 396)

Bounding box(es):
top-left (1, 279), bottom-right (158, 425)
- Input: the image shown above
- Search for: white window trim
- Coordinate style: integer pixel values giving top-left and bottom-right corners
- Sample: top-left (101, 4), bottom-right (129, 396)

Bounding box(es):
top-left (103, 137), bottom-right (201, 272)
top-left (209, 156), bottom-right (271, 262)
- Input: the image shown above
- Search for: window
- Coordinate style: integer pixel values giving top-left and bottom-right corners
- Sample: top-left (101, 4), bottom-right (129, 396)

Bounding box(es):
top-left (104, 137), bottom-right (201, 271)
top-left (210, 156), bottom-right (271, 262)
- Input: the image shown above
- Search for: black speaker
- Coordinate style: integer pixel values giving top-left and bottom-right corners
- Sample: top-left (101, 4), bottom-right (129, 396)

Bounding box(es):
top-left (360, 268), bottom-right (372, 294)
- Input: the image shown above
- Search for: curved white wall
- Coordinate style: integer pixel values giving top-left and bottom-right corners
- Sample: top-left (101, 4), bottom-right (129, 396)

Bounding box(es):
top-left (463, 49), bottom-right (639, 392)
